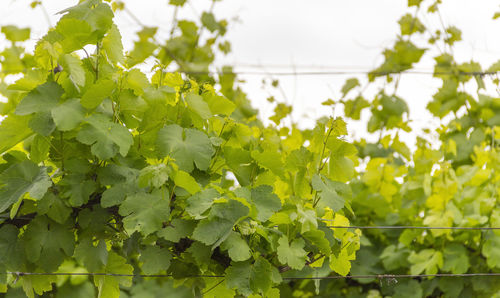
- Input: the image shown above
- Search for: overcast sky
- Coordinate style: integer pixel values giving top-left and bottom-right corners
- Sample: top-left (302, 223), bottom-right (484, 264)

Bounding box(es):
top-left (1, 0), bottom-right (500, 146)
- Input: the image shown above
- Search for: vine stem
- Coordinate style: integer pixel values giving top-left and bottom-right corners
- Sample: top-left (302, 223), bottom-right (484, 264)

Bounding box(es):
top-left (208, 119), bottom-right (228, 172)
top-left (95, 42), bottom-right (100, 81)
top-left (313, 120), bottom-right (335, 207)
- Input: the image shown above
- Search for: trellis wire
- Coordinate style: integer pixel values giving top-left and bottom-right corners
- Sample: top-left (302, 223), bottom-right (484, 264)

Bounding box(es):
top-left (324, 225), bottom-right (500, 230)
top-left (3, 271), bottom-right (500, 280)
top-left (177, 70), bottom-right (500, 76)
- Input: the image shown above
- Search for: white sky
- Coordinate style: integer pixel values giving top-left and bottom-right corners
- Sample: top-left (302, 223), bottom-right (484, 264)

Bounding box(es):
top-left (1, 0), bottom-right (500, 147)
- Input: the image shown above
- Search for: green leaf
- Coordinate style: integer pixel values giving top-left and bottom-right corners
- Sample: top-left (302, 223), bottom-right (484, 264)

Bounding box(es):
top-left (203, 92), bottom-right (236, 116)
top-left (21, 274), bottom-right (57, 298)
top-left (277, 235), bottom-right (307, 270)
top-left (93, 252), bottom-right (133, 298)
top-left (29, 111), bottom-right (55, 136)
top-left (54, 18), bottom-right (93, 53)
top-left (119, 192), bottom-right (170, 236)
top-left (221, 231), bottom-right (251, 262)
top-left (330, 249), bottom-right (353, 276)
top-left (340, 78), bottom-right (359, 98)
top-left (74, 238), bottom-right (108, 272)
top-left (186, 93), bottom-right (212, 120)
top-left (192, 200), bottom-right (249, 245)
top-left (36, 192), bottom-right (72, 224)
top-left (0, 115), bottom-right (33, 154)
top-left (226, 258), bottom-right (280, 296)
top-left (15, 81), bottom-right (64, 115)
top-left (59, 1), bottom-right (114, 38)
top-left (343, 96), bottom-right (369, 120)
top-left (312, 174), bottom-right (349, 212)
top-left (303, 229), bottom-right (332, 255)
top-left (157, 218), bottom-right (196, 242)
top-left (169, 0), bottom-right (187, 6)
top-left (398, 14), bottom-right (425, 35)
top-left (156, 124), bottom-right (214, 172)
top-left (192, 217), bottom-right (233, 246)
top-left (0, 224), bottom-right (25, 270)
top-left (225, 261), bottom-right (252, 296)
top-left (0, 161), bottom-right (51, 213)
top-left (60, 176), bottom-right (96, 207)
top-left (30, 134), bottom-right (50, 163)
top-left (408, 249), bottom-right (443, 275)
top-left (269, 103), bottom-right (292, 126)
top-left (248, 185), bottom-right (281, 222)
top-left (186, 188), bottom-right (219, 218)
top-left (125, 69), bottom-right (149, 96)
top-left (393, 280), bottom-right (423, 298)
top-left (201, 12), bottom-right (219, 32)
top-left (51, 98), bottom-right (85, 131)
top-left (408, 0), bottom-right (424, 6)
top-left (60, 54), bottom-right (85, 88)
top-left (23, 216), bottom-right (75, 272)
top-left (482, 234), bottom-right (500, 269)
top-left (251, 150), bottom-right (284, 176)
top-left (138, 164), bottom-right (169, 188)
top-left (76, 113), bottom-right (133, 159)
top-left (102, 24), bottom-right (124, 64)
top-left (1, 25), bottom-right (30, 42)
top-left (172, 170), bottom-right (201, 194)
top-left (80, 79), bottom-right (115, 109)
top-left (442, 243), bottom-right (469, 274)
top-left (251, 258), bottom-right (280, 295)
top-left (140, 246), bottom-right (172, 274)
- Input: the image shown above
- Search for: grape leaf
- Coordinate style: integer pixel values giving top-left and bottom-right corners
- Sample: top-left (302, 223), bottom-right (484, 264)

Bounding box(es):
top-left (442, 243), bottom-right (469, 274)
top-left (93, 252), bottom-right (133, 298)
top-left (277, 235), bottom-right (307, 270)
top-left (119, 192), bottom-right (170, 236)
top-left (251, 150), bottom-right (284, 176)
top-left (226, 258), bottom-right (281, 296)
top-left (23, 216), bottom-right (75, 272)
top-left (80, 79), bottom-right (115, 109)
top-left (186, 188), bottom-right (219, 218)
top-left (15, 81), bottom-right (64, 115)
top-left (54, 18), bottom-right (93, 53)
top-left (0, 225), bottom-right (25, 270)
top-left (192, 199), bottom-right (249, 245)
top-left (156, 124), bottom-right (214, 172)
top-left (74, 238), bottom-right (108, 272)
top-left (1, 25), bottom-right (30, 42)
top-left (186, 93), bottom-right (212, 120)
top-left (140, 246), bottom-right (172, 274)
top-left (51, 98), bottom-right (85, 131)
top-left (203, 92), bottom-right (236, 116)
top-left (0, 161), bottom-right (51, 213)
top-left (172, 169), bottom-right (201, 194)
top-left (249, 185), bottom-right (282, 222)
top-left (76, 113), bottom-right (133, 160)
top-left (312, 174), bottom-right (350, 212)
top-left (157, 218), bottom-right (196, 242)
top-left (482, 234), bottom-right (500, 269)
top-left (102, 24), bottom-right (124, 64)
top-left (60, 54), bottom-right (85, 88)
top-left (138, 164), bottom-right (170, 188)
top-left (408, 249), bottom-right (443, 275)
top-left (220, 231), bottom-right (251, 262)
top-left (0, 115), bottom-right (33, 154)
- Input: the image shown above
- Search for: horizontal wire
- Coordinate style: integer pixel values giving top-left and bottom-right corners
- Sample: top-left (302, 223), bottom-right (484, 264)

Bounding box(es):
top-left (177, 70), bottom-right (499, 76)
top-left (283, 273), bottom-right (500, 280)
top-left (324, 225), bottom-right (500, 230)
top-left (3, 271), bottom-right (500, 280)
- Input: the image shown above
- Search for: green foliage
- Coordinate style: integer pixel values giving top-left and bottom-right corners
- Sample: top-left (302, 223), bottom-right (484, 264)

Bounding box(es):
top-left (0, 1), bottom-right (360, 297)
top-left (2, 0), bottom-right (500, 297)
